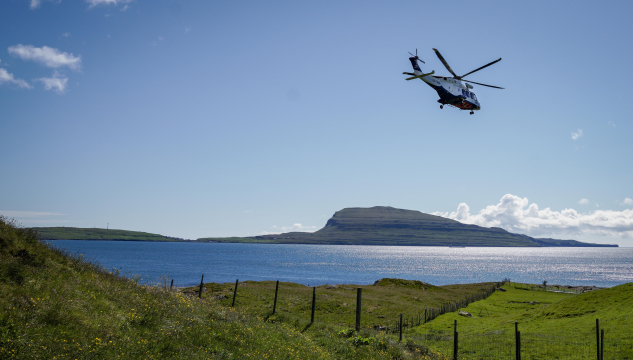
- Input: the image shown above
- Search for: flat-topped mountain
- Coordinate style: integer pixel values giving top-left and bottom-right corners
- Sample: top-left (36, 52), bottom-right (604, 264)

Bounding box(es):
top-left (238, 206), bottom-right (616, 247)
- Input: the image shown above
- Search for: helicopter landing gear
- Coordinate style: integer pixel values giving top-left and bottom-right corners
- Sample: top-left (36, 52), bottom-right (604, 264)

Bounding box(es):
top-left (470, 111), bottom-right (474, 115)
top-left (440, 105), bottom-right (443, 109)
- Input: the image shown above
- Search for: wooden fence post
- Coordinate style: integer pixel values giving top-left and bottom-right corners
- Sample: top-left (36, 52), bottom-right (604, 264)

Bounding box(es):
top-left (600, 329), bottom-right (604, 360)
top-left (198, 274), bottom-right (204, 298)
top-left (231, 279), bottom-right (239, 307)
top-left (355, 288), bottom-right (362, 331)
top-left (453, 320), bottom-right (458, 360)
top-left (517, 331), bottom-right (521, 360)
top-left (399, 314), bottom-right (403, 342)
top-left (272, 280), bottom-right (279, 314)
top-left (311, 287), bottom-right (316, 323)
top-left (453, 331), bottom-right (459, 360)
top-left (515, 322), bottom-right (520, 360)
top-left (170, 279), bottom-right (173, 291)
top-left (596, 319), bottom-right (600, 360)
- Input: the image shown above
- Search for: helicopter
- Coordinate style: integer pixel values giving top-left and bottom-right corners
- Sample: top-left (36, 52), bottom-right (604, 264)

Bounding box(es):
top-left (403, 48), bottom-right (503, 114)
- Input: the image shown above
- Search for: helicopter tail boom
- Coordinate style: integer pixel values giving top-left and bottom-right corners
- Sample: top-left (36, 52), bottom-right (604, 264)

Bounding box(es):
top-left (409, 57), bottom-right (422, 72)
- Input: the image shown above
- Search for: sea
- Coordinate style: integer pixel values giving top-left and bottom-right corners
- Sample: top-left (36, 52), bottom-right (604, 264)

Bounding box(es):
top-left (48, 241), bottom-right (633, 288)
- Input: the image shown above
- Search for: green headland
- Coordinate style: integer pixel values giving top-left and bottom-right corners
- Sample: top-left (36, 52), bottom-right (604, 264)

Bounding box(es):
top-left (32, 227), bottom-right (186, 242)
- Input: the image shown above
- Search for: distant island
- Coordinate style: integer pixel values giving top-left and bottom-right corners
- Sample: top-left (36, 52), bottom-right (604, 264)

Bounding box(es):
top-left (32, 227), bottom-right (186, 242)
top-left (35, 206), bottom-right (618, 247)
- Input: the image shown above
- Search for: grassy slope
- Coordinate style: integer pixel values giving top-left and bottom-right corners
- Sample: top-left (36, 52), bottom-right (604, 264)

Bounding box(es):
top-left (32, 227), bottom-right (183, 241)
top-left (1, 217), bottom-right (446, 359)
top-left (411, 282), bottom-right (633, 359)
top-left (182, 278), bottom-right (499, 330)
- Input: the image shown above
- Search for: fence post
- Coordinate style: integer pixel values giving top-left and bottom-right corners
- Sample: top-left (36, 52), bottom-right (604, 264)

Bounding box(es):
top-left (198, 274), bottom-right (204, 298)
top-left (399, 313), bottom-right (403, 342)
top-left (596, 319), bottom-right (600, 360)
top-left (517, 331), bottom-right (521, 360)
top-left (311, 286), bottom-right (316, 324)
top-left (600, 329), bottom-right (604, 360)
top-left (170, 279), bottom-right (174, 291)
top-left (453, 320), bottom-right (458, 360)
top-left (272, 280), bottom-right (279, 314)
top-left (424, 309), bottom-right (427, 323)
top-left (515, 322), bottom-right (520, 360)
top-left (454, 332), bottom-right (459, 360)
top-left (231, 279), bottom-right (239, 307)
top-left (355, 288), bottom-right (362, 331)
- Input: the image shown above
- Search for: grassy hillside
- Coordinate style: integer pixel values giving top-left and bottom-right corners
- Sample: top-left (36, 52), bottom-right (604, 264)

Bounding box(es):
top-left (32, 227), bottom-right (184, 241)
top-left (181, 278), bottom-right (500, 330)
top-left (1, 216), bottom-right (447, 359)
top-left (410, 282), bottom-right (633, 359)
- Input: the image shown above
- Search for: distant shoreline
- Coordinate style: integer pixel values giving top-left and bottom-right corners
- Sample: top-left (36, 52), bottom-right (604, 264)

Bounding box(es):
top-left (44, 238), bottom-right (619, 247)
top-left (34, 220), bottom-right (619, 247)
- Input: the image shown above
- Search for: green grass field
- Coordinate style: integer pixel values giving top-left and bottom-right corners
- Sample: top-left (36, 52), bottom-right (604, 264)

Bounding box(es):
top-left (410, 282), bottom-right (633, 359)
top-left (181, 278), bottom-right (499, 331)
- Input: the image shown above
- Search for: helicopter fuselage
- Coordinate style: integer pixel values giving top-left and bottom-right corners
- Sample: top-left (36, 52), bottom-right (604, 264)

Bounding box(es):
top-left (408, 56), bottom-right (481, 111)
top-left (424, 75), bottom-right (480, 111)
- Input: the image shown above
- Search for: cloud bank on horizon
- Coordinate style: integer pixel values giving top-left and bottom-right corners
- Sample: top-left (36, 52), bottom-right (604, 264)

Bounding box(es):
top-left (433, 194), bottom-right (633, 240)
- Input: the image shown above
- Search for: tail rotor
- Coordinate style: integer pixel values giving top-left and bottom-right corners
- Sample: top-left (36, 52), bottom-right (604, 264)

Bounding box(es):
top-left (408, 48), bottom-right (425, 64)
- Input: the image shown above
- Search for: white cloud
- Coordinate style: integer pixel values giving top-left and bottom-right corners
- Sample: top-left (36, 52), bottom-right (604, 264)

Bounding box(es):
top-left (0, 67), bottom-right (32, 89)
top-left (433, 194), bottom-right (633, 239)
top-left (37, 72), bottom-right (68, 93)
top-left (62, 32), bottom-right (70, 38)
top-left (608, 121), bottom-right (616, 128)
top-left (8, 44), bottom-right (81, 70)
top-left (260, 223), bottom-right (318, 235)
top-left (86, 0), bottom-right (132, 7)
top-left (571, 129), bottom-right (583, 140)
top-left (624, 198), bottom-right (633, 206)
top-left (30, 0), bottom-right (65, 10)
top-left (578, 198), bottom-right (590, 205)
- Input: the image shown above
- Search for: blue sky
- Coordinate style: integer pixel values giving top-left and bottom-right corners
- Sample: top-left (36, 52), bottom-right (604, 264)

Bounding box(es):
top-left (1, 0), bottom-right (632, 245)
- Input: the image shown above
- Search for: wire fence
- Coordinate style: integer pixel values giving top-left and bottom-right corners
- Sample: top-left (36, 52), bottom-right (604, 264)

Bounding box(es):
top-left (391, 326), bottom-right (633, 359)
top-left (176, 277), bottom-right (632, 359)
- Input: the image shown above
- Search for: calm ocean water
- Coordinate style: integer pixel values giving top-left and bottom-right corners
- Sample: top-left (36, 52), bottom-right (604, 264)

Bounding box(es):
top-left (49, 241), bottom-right (633, 288)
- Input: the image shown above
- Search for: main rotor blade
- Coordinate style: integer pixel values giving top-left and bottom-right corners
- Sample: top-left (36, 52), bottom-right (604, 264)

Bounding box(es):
top-left (432, 48), bottom-right (457, 78)
top-left (463, 79), bottom-right (504, 89)
top-left (460, 58), bottom-right (502, 78)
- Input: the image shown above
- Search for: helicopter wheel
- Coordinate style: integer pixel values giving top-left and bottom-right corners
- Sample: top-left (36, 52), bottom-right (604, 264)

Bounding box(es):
top-left (470, 111), bottom-right (474, 115)
top-left (440, 105), bottom-right (443, 109)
